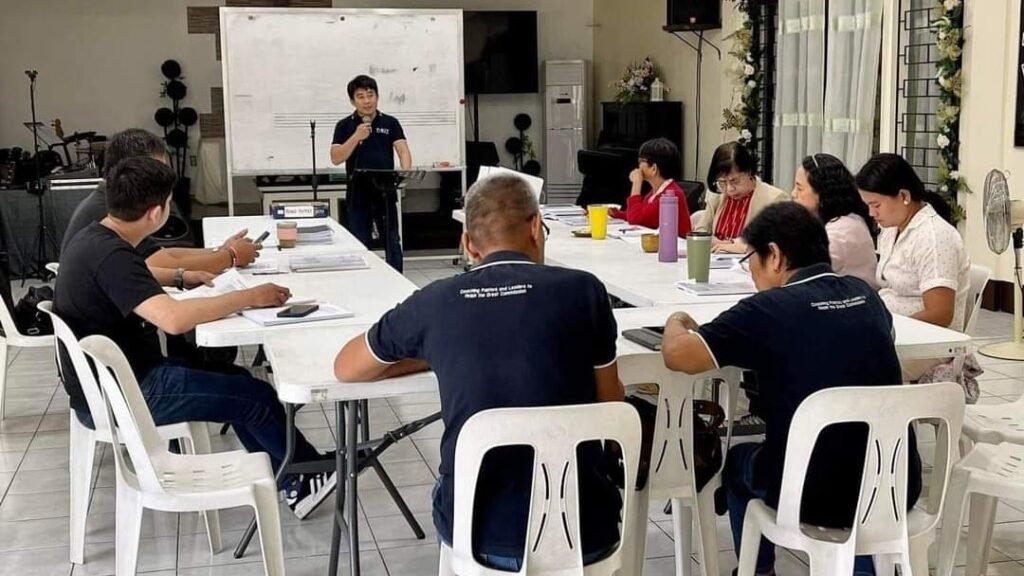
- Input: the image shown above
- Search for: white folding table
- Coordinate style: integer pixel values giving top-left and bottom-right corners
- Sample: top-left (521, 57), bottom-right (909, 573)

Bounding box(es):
top-left (260, 305), bottom-right (971, 576)
top-left (202, 215), bottom-right (365, 253)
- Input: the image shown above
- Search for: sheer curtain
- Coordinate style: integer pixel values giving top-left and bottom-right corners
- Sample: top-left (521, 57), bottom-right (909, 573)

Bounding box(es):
top-left (822, 0), bottom-right (884, 172)
top-left (772, 0), bottom-right (826, 191)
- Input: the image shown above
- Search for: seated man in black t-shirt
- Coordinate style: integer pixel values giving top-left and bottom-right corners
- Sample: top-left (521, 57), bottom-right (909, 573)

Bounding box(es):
top-left (660, 203), bottom-right (921, 576)
top-left (63, 128), bottom-right (259, 377)
top-left (62, 128), bottom-right (261, 274)
top-left (55, 156), bottom-right (335, 519)
top-left (334, 174), bottom-right (624, 569)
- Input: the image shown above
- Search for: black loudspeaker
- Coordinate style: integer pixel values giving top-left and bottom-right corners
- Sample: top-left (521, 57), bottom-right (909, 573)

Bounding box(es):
top-left (666, 0), bottom-right (722, 31)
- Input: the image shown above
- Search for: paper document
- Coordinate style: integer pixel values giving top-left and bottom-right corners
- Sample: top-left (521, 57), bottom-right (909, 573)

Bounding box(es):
top-left (289, 253), bottom-right (369, 273)
top-left (607, 226), bottom-right (653, 239)
top-left (541, 204), bottom-right (586, 218)
top-left (171, 268), bottom-right (309, 305)
top-left (675, 281), bottom-right (756, 297)
top-left (478, 166), bottom-right (544, 200)
top-left (246, 260), bottom-right (284, 275)
top-left (172, 269), bottom-right (250, 300)
top-left (241, 304), bottom-right (354, 327)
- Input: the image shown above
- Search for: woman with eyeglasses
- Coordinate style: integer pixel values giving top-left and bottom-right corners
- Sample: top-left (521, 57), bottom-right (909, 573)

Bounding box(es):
top-left (792, 153), bottom-right (879, 289)
top-left (609, 138), bottom-right (692, 236)
top-left (696, 142), bottom-right (788, 253)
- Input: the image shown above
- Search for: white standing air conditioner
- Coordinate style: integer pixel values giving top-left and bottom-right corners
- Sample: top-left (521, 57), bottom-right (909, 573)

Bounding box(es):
top-left (544, 60), bottom-right (589, 205)
top-left (979, 169), bottom-right (1024, 360)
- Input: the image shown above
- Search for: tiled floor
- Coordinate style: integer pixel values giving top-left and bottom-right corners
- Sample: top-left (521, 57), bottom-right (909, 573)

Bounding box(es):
top-left (2, 263), bottom-right (1023, 575)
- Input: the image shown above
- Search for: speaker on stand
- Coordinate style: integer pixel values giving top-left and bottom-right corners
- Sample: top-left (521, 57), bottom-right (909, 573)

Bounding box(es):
top-left (666, 0), bottom-right (722, 31)
top-left (663, 0), bottom-right (722, 177)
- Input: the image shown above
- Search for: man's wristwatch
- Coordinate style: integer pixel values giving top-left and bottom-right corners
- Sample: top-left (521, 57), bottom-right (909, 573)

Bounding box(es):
top-left (174, 268), bottom-right (186, 290)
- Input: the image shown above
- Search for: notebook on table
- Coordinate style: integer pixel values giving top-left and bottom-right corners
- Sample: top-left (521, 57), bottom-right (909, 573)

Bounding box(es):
top-left (240, 304), bottom-right (354, 327)
top-left (289, 253), bottom-right (370, 273)
top-left (674, 281), bottom-right (756, 297)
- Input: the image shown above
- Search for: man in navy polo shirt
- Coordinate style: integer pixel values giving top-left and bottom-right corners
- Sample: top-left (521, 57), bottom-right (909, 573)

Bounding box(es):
top-left (330, 75), bottom-right (412, 271)
top-left (334, 174), bottom-right (624, 569)
top-left (660, 202), bottom-right (922, 576)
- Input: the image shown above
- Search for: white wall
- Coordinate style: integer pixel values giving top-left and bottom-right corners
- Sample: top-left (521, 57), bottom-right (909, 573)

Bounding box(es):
top-left (593, 0), bottom-right (735, 183)
top-left (0, 0), bottom-right (592, 187)
top-left (958, 0), bottom-right (1024, 283)
top-left (0, 0), bottom-right (222, 164)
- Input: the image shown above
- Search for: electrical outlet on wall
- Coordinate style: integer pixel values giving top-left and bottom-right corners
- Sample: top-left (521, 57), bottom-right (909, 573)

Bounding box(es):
top-left (189, 155), bottom-right (197, 167)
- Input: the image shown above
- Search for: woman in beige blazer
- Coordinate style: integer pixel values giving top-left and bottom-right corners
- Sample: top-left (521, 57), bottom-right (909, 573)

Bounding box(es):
top-left (696, 142), bottom-right (789, 253)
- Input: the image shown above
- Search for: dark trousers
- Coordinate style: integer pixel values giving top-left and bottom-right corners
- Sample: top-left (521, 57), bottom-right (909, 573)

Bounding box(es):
top-left (724, 442), bottom-right (876, 576)
top-left (346, 188), bottom-right (403, 272)
top-left (77, 361), bottom-right (321, 490)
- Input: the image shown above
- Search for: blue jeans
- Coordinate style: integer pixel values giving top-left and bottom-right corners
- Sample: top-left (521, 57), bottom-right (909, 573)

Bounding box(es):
top-left (76, 362), bottom-right (322, 490)
top-left (346, 185), bottom-right (403, 272)
top-left (724, 443), bottom-right (875, 576)
top-left (433, 481), bottom-right (615, 571)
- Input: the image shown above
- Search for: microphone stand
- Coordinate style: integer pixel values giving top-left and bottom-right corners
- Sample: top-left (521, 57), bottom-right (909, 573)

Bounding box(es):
top-left (24, 69), bottom-right (52, 282)
top-left (310, 120), bottom-right (319, 203)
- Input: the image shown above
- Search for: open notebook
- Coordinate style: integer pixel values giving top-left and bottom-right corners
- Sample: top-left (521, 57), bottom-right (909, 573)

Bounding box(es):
top-left (674, 281), bottom-right (757, 297)
top-left (240, 304), bottom-right (354, 327)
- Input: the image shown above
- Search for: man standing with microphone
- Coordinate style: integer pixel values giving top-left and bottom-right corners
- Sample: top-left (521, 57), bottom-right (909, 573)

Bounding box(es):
top-left (331, 75), bottom-right (412, 271)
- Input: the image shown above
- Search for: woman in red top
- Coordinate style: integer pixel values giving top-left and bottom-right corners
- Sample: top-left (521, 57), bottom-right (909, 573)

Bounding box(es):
top-left (611, 138), bottom-right (691, 236)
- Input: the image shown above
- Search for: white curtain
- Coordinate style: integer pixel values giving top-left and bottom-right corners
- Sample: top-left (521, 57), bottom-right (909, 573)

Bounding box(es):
top-left (772, 0), bottom-right (826, 191)
top-left (822, 0), bottom-right (884, 172)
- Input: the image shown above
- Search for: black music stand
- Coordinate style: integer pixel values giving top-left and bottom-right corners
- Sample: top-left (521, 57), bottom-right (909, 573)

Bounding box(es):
top-left (350, 169), bottom-right (425, 270)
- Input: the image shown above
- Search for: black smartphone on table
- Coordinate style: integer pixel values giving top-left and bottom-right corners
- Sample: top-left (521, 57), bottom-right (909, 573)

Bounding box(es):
top-left (622, 326), bottom-right (665, 351)
top-left (276, 303), bottom-right (319, 318)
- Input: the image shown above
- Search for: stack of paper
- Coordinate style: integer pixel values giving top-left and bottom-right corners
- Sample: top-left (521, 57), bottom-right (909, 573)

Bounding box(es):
top-left (241, 304), bottom-right (354, 327)
top-left (675, 281), bottom-right (756, 297)
top-left (289, 253), bottom-right (369, 273)
top-left (296, 224), bottom-right (333, 245)
top-left (541, 205), bottom-right (586, 218)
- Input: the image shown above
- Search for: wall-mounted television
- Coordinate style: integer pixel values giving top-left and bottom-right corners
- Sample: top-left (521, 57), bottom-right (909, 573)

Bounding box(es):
top-left (464, 11), bottom-right (539, 95)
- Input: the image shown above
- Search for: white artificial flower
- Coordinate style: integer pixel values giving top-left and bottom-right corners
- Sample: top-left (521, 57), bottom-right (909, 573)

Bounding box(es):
top-left (940, 184), bottom-right (949, 193)
top-left (937, 134), bottom-right (951, 148)
top-left (746, 54), bottom-right (754, 63)
top-left (747, 80), bottom-right (757, 88)
top-left (740, 129), bottom-right (753, 140)
top-left (744, 64), bottom-right (755, 76)
top-left (949, 170), bottom-right (960, 180)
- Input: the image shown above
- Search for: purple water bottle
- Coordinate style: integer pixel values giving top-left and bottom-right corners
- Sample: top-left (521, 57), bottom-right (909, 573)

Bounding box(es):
top-left (658, 193), bottom-right (679, 262)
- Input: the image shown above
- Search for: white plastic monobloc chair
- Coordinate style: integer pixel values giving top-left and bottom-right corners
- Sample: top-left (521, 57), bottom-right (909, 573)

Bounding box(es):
top-left (0, 293), bottom-right (53, 419)
top-left (689, 210), bottom-right (705, 232)
top-left (735, 382), bottom-right (965, 576)
top-left (80, 334), bottom-right (285, 576)
top-left (963, 264), bottom-right (990, 336)
top-left (963, 397), bottom-right (1024, 447)
top-left (38, 302), bottom-right (219, 566)
top-left (936, 442), bottom-right (1024, 576)
top-left (438, 402), bottom-right (642, 576)
top-left (617, 354), bottom-right (742, 576)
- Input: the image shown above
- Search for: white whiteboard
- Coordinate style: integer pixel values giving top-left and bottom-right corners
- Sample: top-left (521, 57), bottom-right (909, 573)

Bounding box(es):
top-left (220, 8), bottom-right (465, 177)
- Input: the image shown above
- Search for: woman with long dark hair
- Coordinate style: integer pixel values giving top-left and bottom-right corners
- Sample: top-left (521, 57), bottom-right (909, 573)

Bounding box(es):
top-left (856, 153), bottom-right (972, 385)
top-left (792, 153), bottom-right (878, 288)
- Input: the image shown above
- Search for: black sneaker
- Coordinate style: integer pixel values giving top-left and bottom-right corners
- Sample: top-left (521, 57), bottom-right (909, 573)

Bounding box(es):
top-left (285, 471), bottom-right (337, 520)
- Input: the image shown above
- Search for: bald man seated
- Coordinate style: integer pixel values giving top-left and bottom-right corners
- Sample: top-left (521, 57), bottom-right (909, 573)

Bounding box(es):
top-left (334, 174), bottom-right (624, 570)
